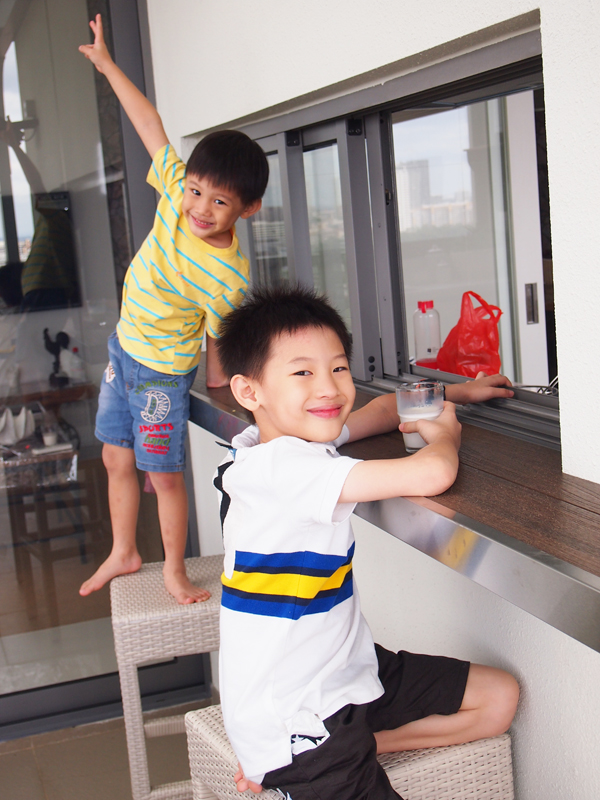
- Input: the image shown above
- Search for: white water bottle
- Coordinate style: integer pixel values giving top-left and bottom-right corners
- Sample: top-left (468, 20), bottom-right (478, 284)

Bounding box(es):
top-left (414, 300), bottom-right (441, 366)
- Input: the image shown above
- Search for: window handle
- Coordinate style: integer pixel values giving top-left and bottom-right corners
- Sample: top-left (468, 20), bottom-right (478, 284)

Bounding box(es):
top-left (525, 283), bottom-right (539, 324)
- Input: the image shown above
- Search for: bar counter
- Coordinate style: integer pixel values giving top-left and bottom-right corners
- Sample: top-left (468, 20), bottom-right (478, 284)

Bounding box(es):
top-left (190, 367), bottom-right (600, 654)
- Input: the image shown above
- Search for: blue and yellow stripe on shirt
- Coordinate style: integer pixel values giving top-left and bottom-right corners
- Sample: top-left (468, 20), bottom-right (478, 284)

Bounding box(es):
top-left (221, 543), bottom-right (355, 619)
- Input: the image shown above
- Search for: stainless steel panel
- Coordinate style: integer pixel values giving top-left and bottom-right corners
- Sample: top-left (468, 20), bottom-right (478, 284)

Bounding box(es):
top-left (354, 496), bottom-right (600, 653)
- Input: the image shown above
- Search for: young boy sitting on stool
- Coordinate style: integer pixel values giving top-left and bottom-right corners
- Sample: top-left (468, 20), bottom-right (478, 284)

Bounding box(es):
top-left (214, 285), bottom-right (519, 800)
top-left (77, 15), bottom-right (268, 604)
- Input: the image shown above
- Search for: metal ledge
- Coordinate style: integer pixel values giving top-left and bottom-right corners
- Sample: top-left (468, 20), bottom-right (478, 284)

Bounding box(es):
top-left (355, 496), bottom-right (600, 654)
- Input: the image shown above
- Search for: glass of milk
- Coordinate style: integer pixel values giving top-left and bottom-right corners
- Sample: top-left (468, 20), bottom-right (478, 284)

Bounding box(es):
top-left (395, 381), bottom-right (444, 453)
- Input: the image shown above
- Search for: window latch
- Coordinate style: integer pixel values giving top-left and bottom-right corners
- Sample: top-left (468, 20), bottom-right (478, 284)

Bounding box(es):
top-left (525, 283), bottom-right (539, 324)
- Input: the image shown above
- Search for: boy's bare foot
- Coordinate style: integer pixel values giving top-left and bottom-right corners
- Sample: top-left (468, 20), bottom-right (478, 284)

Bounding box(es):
top-left (80, 550), bottom-right (142, 595)
top-left (234, 764), bottom-right (263, 793)
top-left (163, 565), bottom-right (211, 604)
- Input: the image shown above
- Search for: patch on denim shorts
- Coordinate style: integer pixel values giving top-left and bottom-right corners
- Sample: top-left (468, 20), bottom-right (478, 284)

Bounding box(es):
top-left (134, 378), bottom-right (179, 394)
top-left (105, 361), bottom-right (115, 383)
top-left (139, 422), bottom-right (173, 456)
top-left (141, 390), bottom-right (171, 423)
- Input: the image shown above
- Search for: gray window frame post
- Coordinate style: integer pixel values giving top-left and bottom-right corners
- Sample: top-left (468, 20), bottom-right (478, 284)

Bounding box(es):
top-left (335, 118), bottom-right (382, 382)
top-left (364, 112), bottom-right (408, 377)
top-left (277, 131), bottom-right (313, 287)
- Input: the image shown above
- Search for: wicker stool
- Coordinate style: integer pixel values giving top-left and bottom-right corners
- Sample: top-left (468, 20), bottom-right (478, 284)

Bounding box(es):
top-left (185, 704), bottom-right (515, 800)
top-left (111, 555), bottom-right (223, 800)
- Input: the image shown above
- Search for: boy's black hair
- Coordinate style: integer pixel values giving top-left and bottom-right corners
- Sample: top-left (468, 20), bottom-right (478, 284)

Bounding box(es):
top-left (216, 284), bottom-right (353, 380)
top-left (186, 130), bottom-right (269, 207)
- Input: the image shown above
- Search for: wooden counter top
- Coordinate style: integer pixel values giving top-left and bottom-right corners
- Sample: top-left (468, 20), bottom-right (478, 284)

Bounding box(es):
top-left (341, 413), bottom-right (600, 581)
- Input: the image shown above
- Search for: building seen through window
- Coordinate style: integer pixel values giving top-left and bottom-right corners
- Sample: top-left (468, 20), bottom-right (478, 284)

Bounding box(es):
top-left (303, 143), bottom-right (350, 331)
top-left (251, 152), bottom-right (288, 287)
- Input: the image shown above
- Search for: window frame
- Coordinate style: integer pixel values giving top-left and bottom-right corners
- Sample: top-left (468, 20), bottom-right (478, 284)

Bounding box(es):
top-left (231, 30), bottom-right (559, 447)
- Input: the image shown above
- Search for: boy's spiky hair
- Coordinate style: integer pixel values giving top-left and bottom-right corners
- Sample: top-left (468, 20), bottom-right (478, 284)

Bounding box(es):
top-left (216, 284), bottom-right (353, 380)
top-left (186, 130), bottom-right (269, 206)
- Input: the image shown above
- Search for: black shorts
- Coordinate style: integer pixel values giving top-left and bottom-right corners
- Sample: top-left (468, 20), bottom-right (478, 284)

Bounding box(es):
top-left (262, 645), bottom-right (470, 800)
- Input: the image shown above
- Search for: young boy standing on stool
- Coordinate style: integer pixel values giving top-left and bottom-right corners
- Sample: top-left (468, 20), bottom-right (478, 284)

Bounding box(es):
top-left (214, 286), bottom-right (519, 799)
top-left (77, 15), bottom-right (268, 604)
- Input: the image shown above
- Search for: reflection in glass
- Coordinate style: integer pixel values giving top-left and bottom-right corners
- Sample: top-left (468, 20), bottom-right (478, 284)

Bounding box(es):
top-left (3, 43), bottom-right (33, 263)
top-left (393, 103), bottom-right (517, 380)
top-left (303, 144), bottom-right (350, 329)
top-left (1, 43), bottom-right (80, 312)
top-left (251, 153), bottom-right (288, 286)
top-left (0, 0), bottom-right (157, 704)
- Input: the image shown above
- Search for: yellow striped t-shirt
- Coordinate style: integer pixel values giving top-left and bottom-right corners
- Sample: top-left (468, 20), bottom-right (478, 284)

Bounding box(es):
top-left (117, 144), bottom-right (249, 375)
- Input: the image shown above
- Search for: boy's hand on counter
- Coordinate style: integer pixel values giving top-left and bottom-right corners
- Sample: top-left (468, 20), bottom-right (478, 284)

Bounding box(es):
top-left (400, 401), bottom-right (461, 451)
top-left (444, 372), bottom-right (514, 405)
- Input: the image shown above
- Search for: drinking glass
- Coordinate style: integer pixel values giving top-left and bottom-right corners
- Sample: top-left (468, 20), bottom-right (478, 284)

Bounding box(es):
top-left (395, 381), bottom-right (444, 453)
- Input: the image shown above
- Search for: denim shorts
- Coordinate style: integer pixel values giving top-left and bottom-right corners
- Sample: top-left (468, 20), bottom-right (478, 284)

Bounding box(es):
top-left (95, 331), bottom-right (197, 472)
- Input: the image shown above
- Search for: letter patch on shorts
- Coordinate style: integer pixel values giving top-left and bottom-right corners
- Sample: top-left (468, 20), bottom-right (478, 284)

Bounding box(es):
top-left (141, 390), bottom-right (171, 423)
top-left (105, 361), bottom-right (115, 383)
top-left (142, 431), bottom-right (171, 455)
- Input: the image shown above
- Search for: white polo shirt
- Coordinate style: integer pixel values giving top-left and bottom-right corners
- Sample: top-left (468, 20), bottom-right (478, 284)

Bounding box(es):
top-left (215, 425), bottom-right (383, 784)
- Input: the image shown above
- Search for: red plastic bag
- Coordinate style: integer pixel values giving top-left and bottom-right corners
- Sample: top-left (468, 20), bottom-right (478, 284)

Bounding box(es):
top-left (436, 291), bottom-right (502, 378)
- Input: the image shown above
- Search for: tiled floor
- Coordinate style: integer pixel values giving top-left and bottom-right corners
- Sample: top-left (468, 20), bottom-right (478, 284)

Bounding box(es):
top-left (0, 699), bottom-right (214, 800)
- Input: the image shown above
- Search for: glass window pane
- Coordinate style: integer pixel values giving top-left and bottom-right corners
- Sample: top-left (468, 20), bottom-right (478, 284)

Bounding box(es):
top-left (303, 144), bottom-right (350, 330)
top-left (393, 104), bottom-right (510, 373)
top-left (251, 153), bottom-right (288, 286)
top-left (0, 0), bottom-right (157, 700)
top-left (392, 97), bottom-right (549, 385)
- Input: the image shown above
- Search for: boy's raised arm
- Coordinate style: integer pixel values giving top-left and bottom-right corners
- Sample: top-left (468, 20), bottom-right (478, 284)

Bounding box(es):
top-left (339, 402), bottom-right (461, 503)
top-left (0, 119), bottom-right (46, 194)
top-left (79, 14), bottom-right (168, 159)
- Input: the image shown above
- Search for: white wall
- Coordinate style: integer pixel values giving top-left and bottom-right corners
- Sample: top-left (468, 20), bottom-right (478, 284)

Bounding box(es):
top-left (146, 0), bottom-right (600, 485)
top-left (187, 422), bottom-right (226, 558)
top-left (352, 516), bottom-right (600, 800)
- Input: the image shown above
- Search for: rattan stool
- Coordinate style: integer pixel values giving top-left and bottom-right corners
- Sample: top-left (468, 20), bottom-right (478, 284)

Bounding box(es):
top-left (185, 704), bottom-right (515, 800)
top-left (111, 555), bottom-right (223, 800)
